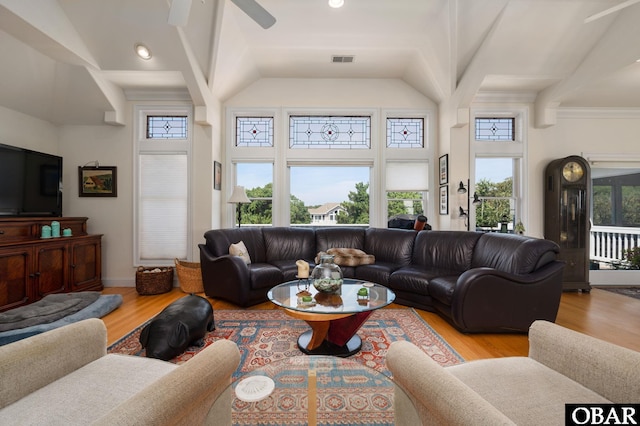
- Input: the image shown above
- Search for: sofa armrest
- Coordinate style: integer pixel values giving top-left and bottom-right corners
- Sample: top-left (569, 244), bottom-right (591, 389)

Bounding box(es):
top-left (528, 320), bottom-right (640, 403)
top-left (199, 244), bottom-right (252, 303)
top-left (448, 262), bottom-right (564, 332)
top-left (386, 341), bottom-right (514, 426)
top-left (94, 339), bottom-right (241, 426)
top-left (0, 318), bottom-right (106, 409)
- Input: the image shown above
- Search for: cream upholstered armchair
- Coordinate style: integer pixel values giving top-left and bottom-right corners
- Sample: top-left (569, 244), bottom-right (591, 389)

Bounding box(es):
top-left (0, 318), bottom-right (240, 425)
top-left (387, 320), bottom-right (640, 426)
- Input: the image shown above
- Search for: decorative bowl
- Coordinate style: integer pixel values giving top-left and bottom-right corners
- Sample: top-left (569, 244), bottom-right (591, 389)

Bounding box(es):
top-left (312, 278), bottom-right (343, 293)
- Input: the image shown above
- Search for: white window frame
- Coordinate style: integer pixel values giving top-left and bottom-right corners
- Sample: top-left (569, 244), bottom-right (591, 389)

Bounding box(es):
top-left (226, 107), bottom-right (433, 227)
top-left (470, 107), bottom-right (528, 232)
top-left (133, 105), bottom-right (193, 266)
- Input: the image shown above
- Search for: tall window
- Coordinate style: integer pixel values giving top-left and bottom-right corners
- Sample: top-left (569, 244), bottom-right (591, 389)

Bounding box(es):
top-left (471, 109), bottom-right (526, 232)
top-left (134, 106), bottom-right (191, 265)
top-left (386, 161), bottom-right (428, 222)
top-left (228, 109), bottom-right (432, 227)
top-left (235, 162), bottom-right (273, 226)
top-left (474, 158), bottom-right (518, 231)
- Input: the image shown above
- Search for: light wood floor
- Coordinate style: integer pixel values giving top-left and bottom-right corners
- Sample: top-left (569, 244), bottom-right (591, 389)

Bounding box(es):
top-left (101, 286), bottom-right (640, 361)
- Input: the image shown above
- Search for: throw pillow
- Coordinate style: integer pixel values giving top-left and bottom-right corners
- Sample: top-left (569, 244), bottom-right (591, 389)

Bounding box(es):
top-left (315, 248), bottom-right (375, 267)
top-left (229, 241), bottom-right (251, 264)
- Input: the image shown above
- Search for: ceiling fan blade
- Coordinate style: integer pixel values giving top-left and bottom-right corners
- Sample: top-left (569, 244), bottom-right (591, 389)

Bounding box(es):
top-left (230, 0), bottom-right (276, 29)
top-left (584, 0), bottom-right (640, 23)
top-left (168, 0), bottom-right (192, 27)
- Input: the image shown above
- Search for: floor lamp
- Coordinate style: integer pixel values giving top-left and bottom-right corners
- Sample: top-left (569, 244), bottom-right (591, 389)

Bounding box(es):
top-left (228, 186), bottom-right (251, 227)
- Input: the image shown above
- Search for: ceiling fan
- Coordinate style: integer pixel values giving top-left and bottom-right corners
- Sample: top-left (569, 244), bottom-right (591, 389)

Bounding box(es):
top-left (168, 0), bottom-right (276, 29)
top-left (584, 0), bottom-right (640, 23)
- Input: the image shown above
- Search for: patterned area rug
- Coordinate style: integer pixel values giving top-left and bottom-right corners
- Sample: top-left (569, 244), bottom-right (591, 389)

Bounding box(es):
top-left (109, 308), bottom-right (462, 377)
top-left (600, 286), bottom-right (640, 300)
top-left (109, 309), bottom-right (463, 426)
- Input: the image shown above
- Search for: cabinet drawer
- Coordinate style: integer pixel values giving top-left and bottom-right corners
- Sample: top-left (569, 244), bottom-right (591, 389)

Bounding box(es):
top-left (0, 223), bottom-right (34, 243)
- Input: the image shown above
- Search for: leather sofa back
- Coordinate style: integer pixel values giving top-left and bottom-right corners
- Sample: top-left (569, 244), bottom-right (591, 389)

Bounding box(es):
top-left (412, 231), bottom-right (482, 271)
top-left (315, 227), bottom-right (366, 253)
top-left (471, 233), bottom-right (560, 274)
top-left (365, 228), bottom-right (415, 265)
top-left (263, 227), bottom-right (316, 262)
top-left (203, 228), bottom-right (268, 263)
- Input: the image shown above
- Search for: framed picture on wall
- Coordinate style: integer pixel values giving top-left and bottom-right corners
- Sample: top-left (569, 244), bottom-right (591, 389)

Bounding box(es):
top-left (214, 161), bottom-right (222, 190)
top-left (78, 166), bottom-right (117, 197)
top-left (439, 185), bottom-right (448, 215)
top-left (439, 154), bottom-right (448, 185)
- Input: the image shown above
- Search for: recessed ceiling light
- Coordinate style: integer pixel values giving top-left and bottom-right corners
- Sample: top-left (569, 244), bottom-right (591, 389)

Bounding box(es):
top-left (328, 0), bottom-right (344, 8)
top-left (134, 43), bottom-right (152, 60)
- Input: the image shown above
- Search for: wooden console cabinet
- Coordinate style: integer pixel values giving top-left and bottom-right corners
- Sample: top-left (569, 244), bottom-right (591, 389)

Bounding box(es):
top-left (0, 217), bottom-right (102, 312)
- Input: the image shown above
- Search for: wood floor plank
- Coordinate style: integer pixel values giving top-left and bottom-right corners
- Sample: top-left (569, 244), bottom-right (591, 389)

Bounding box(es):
top-left (101, 286), bottom-right (640, 359)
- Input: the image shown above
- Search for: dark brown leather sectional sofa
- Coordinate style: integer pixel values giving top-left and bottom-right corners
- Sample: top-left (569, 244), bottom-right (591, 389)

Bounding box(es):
top-left (198, 227), bottom-right (565, 332)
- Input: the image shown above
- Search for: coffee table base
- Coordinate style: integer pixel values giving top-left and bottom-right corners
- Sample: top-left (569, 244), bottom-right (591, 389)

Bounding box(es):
top-left (297, 330), bottom-right (362, 357)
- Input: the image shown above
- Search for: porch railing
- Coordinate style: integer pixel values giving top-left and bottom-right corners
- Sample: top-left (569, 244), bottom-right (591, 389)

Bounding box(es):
top-left (590, 225), bottom-right (640, 265)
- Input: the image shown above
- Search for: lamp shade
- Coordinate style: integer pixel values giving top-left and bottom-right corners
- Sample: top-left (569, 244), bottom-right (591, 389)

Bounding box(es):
top-left (228, 186), bottom-right (251, 204)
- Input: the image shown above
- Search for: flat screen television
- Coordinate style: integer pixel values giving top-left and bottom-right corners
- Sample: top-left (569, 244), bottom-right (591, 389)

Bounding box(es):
top-left (0, 143), bottom-right (63, 217)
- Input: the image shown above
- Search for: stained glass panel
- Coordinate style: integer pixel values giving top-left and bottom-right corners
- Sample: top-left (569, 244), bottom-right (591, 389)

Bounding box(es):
top-left (475, 118), bottom-right (515, 141)
top-left (236, 117), bottom-right (274, 147)
top-left (289, 116), bottom-right (370, 149)
top-left (147, 116), bottom-right (188, 139)
top-left (386, 118), bottom-right (424, 148)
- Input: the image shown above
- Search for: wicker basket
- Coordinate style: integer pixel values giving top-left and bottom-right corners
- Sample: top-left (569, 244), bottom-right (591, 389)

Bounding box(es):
top-left (136, 266), bottom-right (174, 295)
top-left (175, 258), bottom-right (204, 293)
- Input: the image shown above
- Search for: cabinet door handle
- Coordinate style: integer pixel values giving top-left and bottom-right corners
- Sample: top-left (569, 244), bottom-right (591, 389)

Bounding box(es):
top-left (34, 272), bottom-right (41, 277)
top-left (29, 273), bottom-right (35, 278)
top-left (71, 264), bottom-right (76, 268)
top-left (0, 230), bottom-right (4, 234)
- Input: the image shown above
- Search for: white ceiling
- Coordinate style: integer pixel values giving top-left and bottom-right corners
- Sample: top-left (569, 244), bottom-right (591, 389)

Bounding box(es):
top-left (1, 0), bottom-right (640, 126)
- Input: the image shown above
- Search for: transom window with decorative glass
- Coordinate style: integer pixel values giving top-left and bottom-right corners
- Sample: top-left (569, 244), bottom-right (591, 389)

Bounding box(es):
top-left (386, 118), bottom-right (424, 148)
top-left (236, 117), bottom-right (274, 147)
top-left (289, 116), bottom-right (371, 149)
top-left (146, 116), bottom-right (188, 139)
top-left (475, 117), bottom-right (515, 141)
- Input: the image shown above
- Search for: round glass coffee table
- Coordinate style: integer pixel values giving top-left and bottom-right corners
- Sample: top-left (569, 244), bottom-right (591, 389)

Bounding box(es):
top-left (208, 355), bottom-right (419, 426)
top-left (267, 279), bottom-right (395, 356)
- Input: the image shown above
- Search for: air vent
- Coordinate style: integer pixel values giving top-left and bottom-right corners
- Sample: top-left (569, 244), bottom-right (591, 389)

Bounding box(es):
top-left (332, 55), bottom-right (354, 63)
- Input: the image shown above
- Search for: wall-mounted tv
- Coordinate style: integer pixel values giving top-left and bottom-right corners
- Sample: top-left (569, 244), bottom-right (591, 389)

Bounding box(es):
top-left (0, 143), bottom-right (63, 217)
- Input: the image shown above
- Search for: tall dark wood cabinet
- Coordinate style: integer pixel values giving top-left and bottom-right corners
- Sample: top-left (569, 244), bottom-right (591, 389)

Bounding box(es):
top-left (544, 156), bottom-right (591, 291)
top-left (0, 217), bottom-right (102, 312)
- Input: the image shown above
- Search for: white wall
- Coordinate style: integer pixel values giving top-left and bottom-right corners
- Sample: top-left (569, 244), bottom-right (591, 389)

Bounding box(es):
top-left (0, 105), bottom-right (59, 153)
top-left (58, 101), bottom-right (218, 287)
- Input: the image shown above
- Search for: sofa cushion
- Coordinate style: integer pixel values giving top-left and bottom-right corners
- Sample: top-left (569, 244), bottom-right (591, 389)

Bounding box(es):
top-left (0, 354), bottom-right (176, 425)
top-left (248, 263), bottom-right (283, 290)
top-left (388, 266), bottom-right (441, 296)
top-left (471, 233), bottom-right (560, 274)
top-left (263, 227), bottom-right (316, 263)
top-left (412, 231), bottom-right (481, 271)
top-left (447, 357), bottom-right (610, 425)
top-left (355, 262), bottom-right (397, 285)
top-left (229, 240), bottom-right (251, 264)
top-left (315, 227), bottom-right (366, 252)
top-left (364, 228), bottom-right (415, 265)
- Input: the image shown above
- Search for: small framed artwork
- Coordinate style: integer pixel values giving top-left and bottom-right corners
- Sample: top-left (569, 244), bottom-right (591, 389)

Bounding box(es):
top-left (214, 161), bottom-right (222, 190)
top-left (439, 185), bottom-right (448, 215)
top-left (78, 166), bottom-right (117, 197)
top-left (439, 154), bottom-right (449, 185)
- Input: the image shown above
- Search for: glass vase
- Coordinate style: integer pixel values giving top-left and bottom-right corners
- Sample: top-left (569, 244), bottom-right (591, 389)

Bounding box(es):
top-left (311, 254), bottom-right (343, 293)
